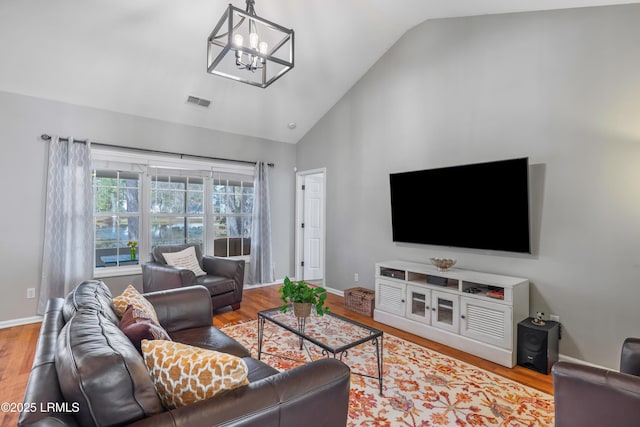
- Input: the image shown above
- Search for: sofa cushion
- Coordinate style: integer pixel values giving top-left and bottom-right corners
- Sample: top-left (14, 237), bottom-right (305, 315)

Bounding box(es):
top-left (142, 340), bottom-right (249, 408)
top-left (56, 309), bottom-right (164, 426)
top-left (162, 246), bottom-right (207, 277)
top-left (196, 275), bottom-right (237, 295)
top-left (112, 284), bottom-right (160, 324)
top-left (62, 279), bottom-right (120, 324)
top-left (119, 305), bottom-right (172, 353)
top-left (169, 326), bottom-right (251, 358)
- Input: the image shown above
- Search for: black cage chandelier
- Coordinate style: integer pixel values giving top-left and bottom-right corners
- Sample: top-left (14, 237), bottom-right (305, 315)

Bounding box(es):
top-left (207, 0), bottom-right (294, 88)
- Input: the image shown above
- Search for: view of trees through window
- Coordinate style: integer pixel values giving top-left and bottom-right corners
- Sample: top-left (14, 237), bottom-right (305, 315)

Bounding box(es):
top-left (94, 170), bottom-right (140, 268)
top-left (151, 175), bottom-right (204, 247)
top-left (93, 167), bottom-right (254, 269)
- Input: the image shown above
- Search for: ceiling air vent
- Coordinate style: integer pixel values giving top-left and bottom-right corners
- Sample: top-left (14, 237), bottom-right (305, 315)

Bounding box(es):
top-left (186, 95), bottom-right (211, 108)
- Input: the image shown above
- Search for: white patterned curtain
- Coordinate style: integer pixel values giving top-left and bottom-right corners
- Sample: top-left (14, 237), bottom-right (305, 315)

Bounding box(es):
top-left (249, 162), bottom-right (274, 284)
top-left (38, 137), bottom-right (94, 314)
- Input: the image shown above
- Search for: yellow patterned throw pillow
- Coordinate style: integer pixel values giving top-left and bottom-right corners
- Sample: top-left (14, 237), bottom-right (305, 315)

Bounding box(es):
top-left (112, 285), bottom-right (160, 324)
top-left (141, 340), bottom-right (249, 408)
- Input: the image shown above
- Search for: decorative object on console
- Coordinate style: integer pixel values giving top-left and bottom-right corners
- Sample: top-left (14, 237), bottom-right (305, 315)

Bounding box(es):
top-left (430, 257), bottom-right (457, 272)
top-left (207, 0), bottom-right (294, 88)
top-left (278, 276), bottom-right (329, 317)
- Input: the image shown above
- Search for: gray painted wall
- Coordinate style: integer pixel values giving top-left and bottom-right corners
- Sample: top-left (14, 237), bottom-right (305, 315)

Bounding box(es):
top-left (0, 90), bottom-right (296, 322)
top-left (296, 4), bottom-right (640, 368)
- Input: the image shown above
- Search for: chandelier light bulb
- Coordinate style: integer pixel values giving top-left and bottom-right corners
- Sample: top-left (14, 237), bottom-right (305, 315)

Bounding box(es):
top-left (258, 41), bottom-right (268, 54)
top-left (233, 34), bottom-right (244, 64)
top-left (249, 32), bottom-right (259, 49)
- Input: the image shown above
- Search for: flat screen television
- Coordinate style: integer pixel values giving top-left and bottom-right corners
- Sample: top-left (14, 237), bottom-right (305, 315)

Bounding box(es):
top-left (389, 157), bottom-right (530, 253)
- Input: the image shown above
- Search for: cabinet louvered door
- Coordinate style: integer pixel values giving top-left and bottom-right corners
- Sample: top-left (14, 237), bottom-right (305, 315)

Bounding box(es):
top-left (460, 298), bottom-right (512, 349)
top-left (375, 279), bottom-right (405, 316)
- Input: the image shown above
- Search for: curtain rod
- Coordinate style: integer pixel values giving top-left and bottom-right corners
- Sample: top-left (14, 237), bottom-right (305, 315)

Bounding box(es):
top-left (40, 134), bottom-right (274, 167)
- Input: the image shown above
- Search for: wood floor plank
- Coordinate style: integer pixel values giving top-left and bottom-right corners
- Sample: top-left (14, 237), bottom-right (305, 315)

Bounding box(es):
top-left (0, 283), bottom-right (552, 427)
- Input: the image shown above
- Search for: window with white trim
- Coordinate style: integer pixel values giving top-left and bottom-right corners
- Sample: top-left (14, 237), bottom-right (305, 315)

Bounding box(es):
top-left (91, 149), bottom-right (255, 274)
top-left (93, 170), bottom-right (141, 268)
top-left (212, 172), bottom-right (254, 257)
top-left (150, 173), bottom-right (204, 247)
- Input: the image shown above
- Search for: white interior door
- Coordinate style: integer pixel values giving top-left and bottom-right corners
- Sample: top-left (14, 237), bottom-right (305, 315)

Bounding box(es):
top-left (303, 173), bottom-right (323, 280)
top-left (295, 169), bottom-right (325, 283)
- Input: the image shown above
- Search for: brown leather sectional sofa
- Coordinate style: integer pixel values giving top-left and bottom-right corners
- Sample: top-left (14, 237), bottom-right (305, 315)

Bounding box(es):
top-left (19, 280), bottom-right (350, 426)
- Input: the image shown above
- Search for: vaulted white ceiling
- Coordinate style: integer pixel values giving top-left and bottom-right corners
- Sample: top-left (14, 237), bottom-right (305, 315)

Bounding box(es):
top-left (0, 0), bottom-right (636, 143)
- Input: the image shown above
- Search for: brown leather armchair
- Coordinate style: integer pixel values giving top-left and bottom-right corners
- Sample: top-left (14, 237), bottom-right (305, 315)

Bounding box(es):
top-left (142, 243), bottom-right (245, 311)
top-left (552, 338), bottom-right (640, 427)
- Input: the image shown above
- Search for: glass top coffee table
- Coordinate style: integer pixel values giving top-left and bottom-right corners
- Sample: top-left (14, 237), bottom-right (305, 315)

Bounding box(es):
top-left (258, 306), bottom-right (384, 395)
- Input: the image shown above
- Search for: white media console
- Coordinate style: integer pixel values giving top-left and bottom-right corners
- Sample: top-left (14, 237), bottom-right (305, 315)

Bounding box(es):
top-left (374, 260), bottom-right (529, 367)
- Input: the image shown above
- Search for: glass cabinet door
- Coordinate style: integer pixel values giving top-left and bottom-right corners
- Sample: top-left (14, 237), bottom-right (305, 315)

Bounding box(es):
top-left (431, 291), bottom-right (459, 333)
top-left (406, 285), bottom-right (430, 324)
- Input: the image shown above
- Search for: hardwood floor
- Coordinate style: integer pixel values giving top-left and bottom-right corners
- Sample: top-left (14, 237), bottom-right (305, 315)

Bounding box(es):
top-left (0, 321), bottom-right (41, 427)
top-left (0, 284), bottom-right (552, 426)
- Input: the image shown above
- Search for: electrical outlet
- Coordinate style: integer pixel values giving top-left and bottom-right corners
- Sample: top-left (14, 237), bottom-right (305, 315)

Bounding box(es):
top-left (354, 273), bottom-right (359, 282)
top-left (27, 288), bottom-right (36, 299)
top-left (550, 314), bottom-right (560, 322)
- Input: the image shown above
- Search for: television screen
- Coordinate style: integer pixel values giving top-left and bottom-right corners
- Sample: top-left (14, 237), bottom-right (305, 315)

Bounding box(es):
top-left (389, 157), bottom-right (530, 253)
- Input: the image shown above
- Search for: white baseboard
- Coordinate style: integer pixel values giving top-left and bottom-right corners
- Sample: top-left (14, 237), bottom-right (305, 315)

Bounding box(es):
top-left (324, 285), bottom-right (345, 297)
top-left (0, 316), bottom-right (43, 329)
top-left (244, 279), bottom-right (285, 288)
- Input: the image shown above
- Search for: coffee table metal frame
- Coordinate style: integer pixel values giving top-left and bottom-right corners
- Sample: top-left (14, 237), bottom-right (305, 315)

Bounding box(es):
top-left (257, 306), bottom-right (384, 395)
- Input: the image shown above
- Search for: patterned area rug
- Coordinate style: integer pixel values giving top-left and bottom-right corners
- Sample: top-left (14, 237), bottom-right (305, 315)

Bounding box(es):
top-left (221, 320), bottom-right (554, 427)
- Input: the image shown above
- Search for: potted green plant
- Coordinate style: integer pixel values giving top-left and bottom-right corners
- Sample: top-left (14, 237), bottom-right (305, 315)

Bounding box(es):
top-left (278, 276), bottom-right (330, 317)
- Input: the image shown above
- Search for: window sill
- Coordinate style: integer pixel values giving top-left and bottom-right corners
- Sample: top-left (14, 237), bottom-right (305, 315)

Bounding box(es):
top-left (94, 265), bottom-right (142, 278)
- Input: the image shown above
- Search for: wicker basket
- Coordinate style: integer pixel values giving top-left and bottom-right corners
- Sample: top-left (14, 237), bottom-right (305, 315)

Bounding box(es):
top-left (344, 287), bottom-right (375, 317)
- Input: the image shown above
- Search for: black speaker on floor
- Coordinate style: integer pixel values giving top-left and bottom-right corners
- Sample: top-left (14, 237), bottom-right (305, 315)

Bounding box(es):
top-left (517, 318), bottom-right (560, 374)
